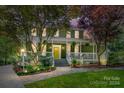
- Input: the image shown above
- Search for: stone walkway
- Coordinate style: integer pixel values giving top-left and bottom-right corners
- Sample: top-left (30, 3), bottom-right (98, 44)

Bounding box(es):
top-left (20, 67), bottom-right (102, 84)
top-left (0, 65), bottom-right (24, 88)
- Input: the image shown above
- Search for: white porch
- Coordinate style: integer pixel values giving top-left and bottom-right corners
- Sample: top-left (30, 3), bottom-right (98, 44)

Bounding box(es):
top-left (66, 52), bottom-right (98, 65)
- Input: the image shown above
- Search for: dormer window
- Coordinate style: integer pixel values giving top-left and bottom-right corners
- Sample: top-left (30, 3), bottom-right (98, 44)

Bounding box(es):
top-left (54, 29), bottom-right (59, 37)
top-left (66, 31), bottom-right (71, 38)
top-left (42, 28), bottom-right (46, 37)
top-left (75, 31), bottom-right (79, 39)
top-left (31, 28), bottom-right (37, 36)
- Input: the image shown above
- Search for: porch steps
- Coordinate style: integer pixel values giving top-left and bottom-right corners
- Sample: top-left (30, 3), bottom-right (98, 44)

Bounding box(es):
top-left (54, 59), bottom-right (69, 67)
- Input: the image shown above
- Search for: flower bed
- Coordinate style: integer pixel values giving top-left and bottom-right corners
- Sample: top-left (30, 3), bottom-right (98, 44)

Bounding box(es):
top-left (14, 54), bottom-right (56, 76)
top-left (14, 65), bottom-right (56, 76)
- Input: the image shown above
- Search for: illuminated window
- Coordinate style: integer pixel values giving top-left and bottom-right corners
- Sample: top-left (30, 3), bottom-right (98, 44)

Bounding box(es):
top-left (66, 43), bottom-right (71, 54)
top-left (41, 45), bottom-right (46, 56)
top-left (54, 29), bottom-right (59, 37)
top-left (42, 28), bottom-right (46, 37)
top-left (31, 28), bottom-right (37, 36)
top-left (75, 44), bottom-right (79, 53)
top-left (31, 43), bottom-right (37, 53)
top-left (75, 31), bottom-right (79, 38)
top-left (66, 31), bottom-right (71, 38)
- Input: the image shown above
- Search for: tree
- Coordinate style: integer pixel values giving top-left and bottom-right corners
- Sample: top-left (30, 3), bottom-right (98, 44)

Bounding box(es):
top-left (0, 36), bottom-right (19, 65)
top-left (0, 6), bottom-right (69, 63)
top-left (78, 6), bottom-right (124, 64)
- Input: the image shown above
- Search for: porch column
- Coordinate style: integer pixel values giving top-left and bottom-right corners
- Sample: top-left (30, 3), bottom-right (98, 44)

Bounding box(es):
top-left (51, 39), bottom-right (55, 67)
top-left (52, 39), bottom-right (53, 57)
top-left (93, 42), bottom-right (95, 62)
top-left (80, 42), bottom-right (81, 59)
top-left (96, 43), bottom-right (98, 62)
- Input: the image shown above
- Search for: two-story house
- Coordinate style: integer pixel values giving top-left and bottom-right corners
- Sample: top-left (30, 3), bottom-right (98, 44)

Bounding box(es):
top-left (31, 28), bottom-right (107, 66)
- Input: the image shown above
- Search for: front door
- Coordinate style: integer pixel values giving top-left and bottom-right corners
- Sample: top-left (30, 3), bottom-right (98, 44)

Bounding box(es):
top-left (54, 47), bottom-right (60, 59)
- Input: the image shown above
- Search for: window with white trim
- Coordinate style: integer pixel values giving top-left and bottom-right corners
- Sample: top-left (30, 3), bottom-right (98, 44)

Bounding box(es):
top-left (66, 43), bottom-right (71, 54)
top-left (42, 45), bottom-right (46, 56)
top-left (54, 29), bottom-right (59, 37)
top-left (31, 28), bottom-right (37, 36)
top-left (75, 31), bottom-right (79, 38)
top-left (42, 28), bottom-right (46, 37)
top-left (66, 31), bottom-right (71, 38)
top-left (75, 44), bottom-right (79, 53)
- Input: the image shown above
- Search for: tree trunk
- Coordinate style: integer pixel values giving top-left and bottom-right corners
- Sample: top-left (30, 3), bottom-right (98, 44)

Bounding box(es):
top-left (4, 50), bottom-right (7, 65)
top-left (96, 43), bottom-right (101, 65)
top-left (97, 54), bottom-right (101, 65)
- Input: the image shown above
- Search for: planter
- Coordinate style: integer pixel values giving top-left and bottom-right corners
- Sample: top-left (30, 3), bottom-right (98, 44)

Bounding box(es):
top-left (71, 64), bottom-right (81, 68)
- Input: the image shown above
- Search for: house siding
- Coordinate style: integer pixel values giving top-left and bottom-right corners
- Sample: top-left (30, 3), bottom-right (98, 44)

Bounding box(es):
top-left (59, 30), bottom-right (66, 37)
top-left (61, 44), bottom-right (66, 58)
top-left (79, 31), bottom-right (83, 39)
top-left (46, 44), bottom-right (52, 52)
top-left (71, 30), bottom-right (75, 38)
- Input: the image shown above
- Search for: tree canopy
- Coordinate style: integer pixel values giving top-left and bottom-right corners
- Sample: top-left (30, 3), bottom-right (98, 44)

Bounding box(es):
top-left (77, 6), bottom-right (124, 63)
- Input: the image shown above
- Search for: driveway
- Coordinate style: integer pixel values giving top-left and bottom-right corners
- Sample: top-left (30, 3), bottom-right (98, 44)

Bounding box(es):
top-left (20, 67), bottom-right (103, 84)
top-left (0, 65), bottom-right (24, 88)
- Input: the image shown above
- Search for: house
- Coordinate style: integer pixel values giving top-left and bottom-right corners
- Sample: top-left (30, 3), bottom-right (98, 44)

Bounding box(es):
top-left (31, 28), bottom-right (107, 66)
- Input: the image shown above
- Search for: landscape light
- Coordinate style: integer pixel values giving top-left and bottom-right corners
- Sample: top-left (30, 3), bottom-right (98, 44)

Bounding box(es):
top-left (21, 48), bottom-right (25, 53)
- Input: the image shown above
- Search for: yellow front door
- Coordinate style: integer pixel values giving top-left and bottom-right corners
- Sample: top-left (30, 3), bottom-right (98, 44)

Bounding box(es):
top-left (54, 47), bottom-right (60, 59)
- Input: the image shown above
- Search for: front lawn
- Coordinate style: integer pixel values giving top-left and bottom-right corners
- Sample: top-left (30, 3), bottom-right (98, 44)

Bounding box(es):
top-left (25, 69), bottom-right (124, 88)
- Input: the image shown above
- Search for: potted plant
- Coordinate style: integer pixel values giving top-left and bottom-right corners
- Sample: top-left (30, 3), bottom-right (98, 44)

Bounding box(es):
top-left (76, 61), bottom-right (81, 67)
top-left (71, 59), bottom-right (77, 67)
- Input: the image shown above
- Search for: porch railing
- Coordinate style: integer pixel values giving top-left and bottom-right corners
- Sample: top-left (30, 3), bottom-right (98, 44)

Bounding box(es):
top-left (66, 52), bottom-right (98, 65)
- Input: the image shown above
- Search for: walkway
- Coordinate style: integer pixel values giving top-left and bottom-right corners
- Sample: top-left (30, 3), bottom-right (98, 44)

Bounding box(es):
top-left (0, 65), bottom-right (24, 88)
top-left (20, 67), bottom-right (102, 84)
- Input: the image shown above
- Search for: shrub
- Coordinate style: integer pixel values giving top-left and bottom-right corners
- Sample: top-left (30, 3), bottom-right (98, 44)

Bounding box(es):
top-left (33, 64), bottom-right (42, 71)
top-left (25, 65), bottom-right (34, 72)
top-left (39, 56), bottom-right (53, 67)
top-left (16, 66), bottom-right (56, 76)
top-left (85, 43), bottom-right (90, 46)
top-left (108, 51), bottom-right (124, 65)
top-left (76, 61), bottom-right (81, 65)
top-left (72, 59), bottom-right (77, 65)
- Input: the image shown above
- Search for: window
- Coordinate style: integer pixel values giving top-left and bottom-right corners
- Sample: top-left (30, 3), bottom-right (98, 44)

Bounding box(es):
top-left (66, 31), bottom-right (71, 38)
top-left (54, 29), bottom-right (59, 37)
top-left (42, 45), bottom-right (46, 56)
top-left (75, 31), bottom-right (79, 38)
top-left (31, 28), bottom-right (37, 36)
top-left (31, 43), bottom-right (37, 52)
top-left (66, 43), bottom-right (71, 54)
top-left (75, 44), bottom-right (79, 53)
top-left (42, 28), bottom-right (46, 37)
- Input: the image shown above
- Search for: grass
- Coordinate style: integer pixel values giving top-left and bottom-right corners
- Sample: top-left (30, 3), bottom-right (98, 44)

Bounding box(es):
top-left (25, 69), bottom-right (124, 88)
